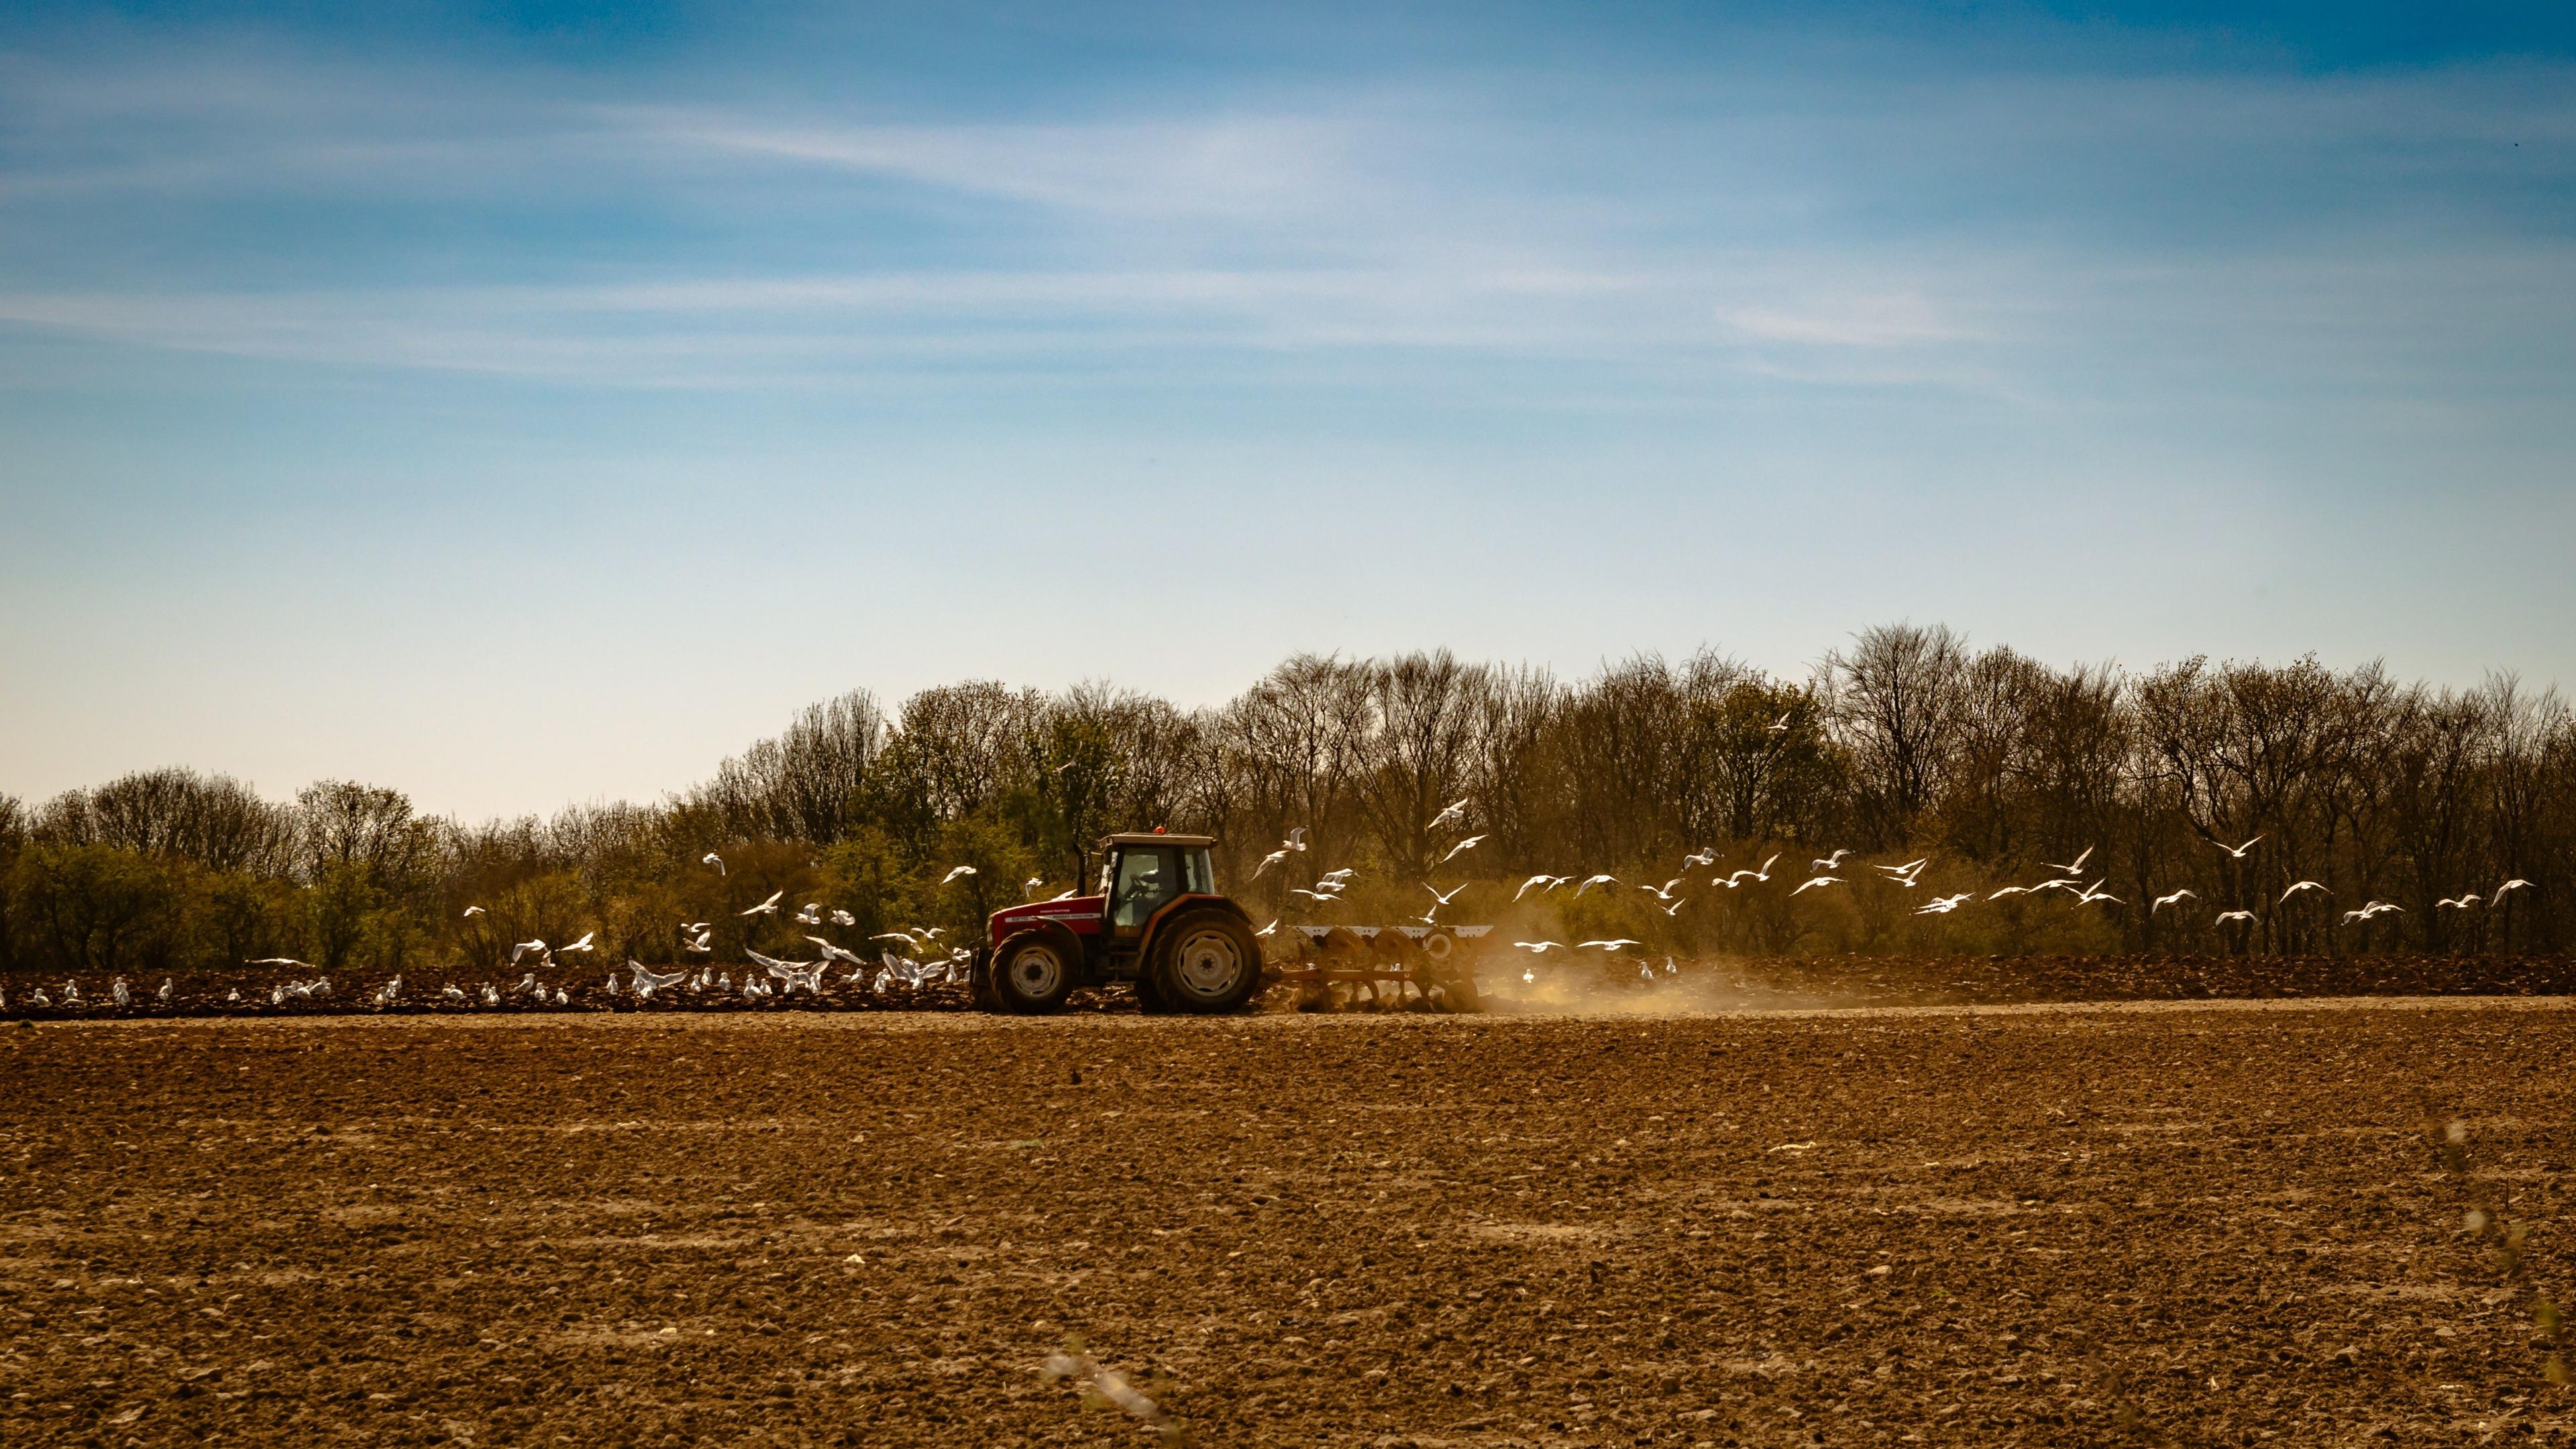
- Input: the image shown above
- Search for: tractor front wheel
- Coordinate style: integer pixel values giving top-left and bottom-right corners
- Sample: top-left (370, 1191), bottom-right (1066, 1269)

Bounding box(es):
top-left (991, 932), bottom-right (1075, 1015)
top-left (1152, 912), bottom-right (1264, 1015)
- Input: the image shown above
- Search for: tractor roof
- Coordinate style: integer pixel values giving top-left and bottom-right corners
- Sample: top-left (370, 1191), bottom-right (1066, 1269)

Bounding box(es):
top-left (1098, 832), bottom-right (1217, 848)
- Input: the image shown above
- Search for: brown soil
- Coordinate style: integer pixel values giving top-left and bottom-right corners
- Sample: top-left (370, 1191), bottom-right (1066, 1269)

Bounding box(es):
top-left (4, 1001), bottom-right (2573, 1447)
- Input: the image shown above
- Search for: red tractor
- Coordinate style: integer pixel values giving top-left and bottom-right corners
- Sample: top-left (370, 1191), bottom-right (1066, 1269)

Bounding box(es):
top-left (973, 831), bottom-right (1265, 1014)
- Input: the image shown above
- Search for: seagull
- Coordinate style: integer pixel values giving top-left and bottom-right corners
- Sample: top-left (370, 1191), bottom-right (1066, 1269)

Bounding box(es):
top-left (1875, 859), bottom-right (1929, 888)
top-left (1255, 920), bottom-right (1279, 938)
top-left (1049, 890), bottom-right (1078, 902)
top-left (1427, 798), bottom-right (1470, 831)
top-left (462, 905), bottom-right (486, 918)
top-left (2493, 879), bottom-right (2534, 906)
top-left (871, 930), bottom-right (921, 945)
top-left (1023, 877), bottom-right (1045, 898)
top-left (1289, 888), bottom-right (1343, 904)
top-left (1574, 874), bottom-right (1617, 898)
top-left (806, 936), bottom-right (868, 967)
top-left (1742, 854), bottom-right (1781, 883)
top-left (1514, 941), bottom-right (1568, 953)
top-left (2342, 902), bottom-right (2403, 924)
top-left (1811, 849), bottom-right (1851, 873)
top-left (246, 957), bottom-right (315, 969)
top-left (481, 984), bottom-right (502, 1007)
top-left (1579, 939), bottom-right (1642, 951)
top-left (441, 984), bottom-right (468, 1001)
top-left (794, 904), bottom-right (824, 926)
top-left (2042, 846), bottom-right (2095, 877)
top-left (1320, 868), bottom-right (1356, 883)
top-left (941, 865), bottom-right (978, 885)
top-left (1681, 847), bottom-right (1719, 869)
top-left (2073, 882), bottom-right (2123, 906)
top-left (830, 908), bottom-right (857, 926)
top-left (1658, 898), bottom-right (1684, 916)
top-left (2436, 895), bottom-right (2481, 910)
top-left (1988, 885), bottom-right (2032, 900)
top-left (2212, 835), bottom-right (2263, 859)
top-left (2212, 910), bottom-right (2257, 926)
top-left (2279, 880), bottom-right (2330, 904)
top-left (1791, 875), bottom-right (1841, 896)
top-left (558, 931), bottom-right (596, 955)
top-left (684, 933), bottom-right (712, 954)
top-left (1638, 878), bottom-right (1686, 902)
top-left (1514, 873), bottom-right (1562, 902)
top-left (1438, 835), bottom-right (1486, 865)
top-left (1252, 849), bottom-right (1292, 879)
top-left (111, 978), bottom-right (130, 1008)
top-left (702, 852), bottom-right (725, 875)
top-left (2151, 889), bottom-right (2199, 913)
top-left (741, 890), bottom-right (784, 916)
top-left (2027, 877), bottom-right (2084, 896)
top-left (1426, 882), bottom-right (1468, 907)
top-left (1768, 712), bottom-right (1792, 733)
top-left (1915, 894), bottom-right (1972, 915)
top-left (509, 940), bottom-right (549, 965)
top-left (1283, 826), bottom-right (1309, 852)
top-left (156, 979), bottom-right (172, 1003)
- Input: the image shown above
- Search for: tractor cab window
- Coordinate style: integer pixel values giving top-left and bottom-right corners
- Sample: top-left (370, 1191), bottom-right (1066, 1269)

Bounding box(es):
top-left (1181, 847), bottom-right (1214, 894)
top-left (1111, 848), bottom-right (1177, 932)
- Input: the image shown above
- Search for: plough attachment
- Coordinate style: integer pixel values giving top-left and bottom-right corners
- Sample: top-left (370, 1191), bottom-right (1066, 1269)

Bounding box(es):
top-left (1267, 925), bottom-right (1492, 1012)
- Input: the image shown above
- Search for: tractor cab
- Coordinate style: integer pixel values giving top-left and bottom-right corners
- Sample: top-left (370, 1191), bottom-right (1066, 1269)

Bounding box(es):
top-left (975, 830), bottom-right (1259, 1015)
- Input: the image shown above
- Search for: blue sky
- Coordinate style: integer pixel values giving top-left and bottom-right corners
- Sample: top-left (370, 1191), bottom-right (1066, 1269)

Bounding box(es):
top-left (3, 2), bottom-right (2571, 818)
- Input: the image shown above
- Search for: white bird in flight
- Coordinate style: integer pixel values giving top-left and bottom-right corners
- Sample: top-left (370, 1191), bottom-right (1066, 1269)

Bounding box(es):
top-left (741, 890), bottom-right (784, 916)
top-left (2279, 880), bottom-right (2330, 904)
top-left (246, 957), bottom-right (315, 968)
top-left (558, 931), bottom-right (596, 955)
top-left (1790, 875), bottom-right (1839, 895)
top-left (2042, 846), bottom-right (2094, 877)
top-left (2073, 881), bottom-right (2123, 906)
top-left (1915, 893), bottom-right (1971, 915)
top-left (1281, 826), bottom-right (1309, 853)
top-left (830, 908), bottom-right (857, 926)
top-left (2211, 835), bottom-right (2263, 859)
top-left (1252, 849), bottom-right (1292, 879)
top-left (1513, 941), bottom-right (1568, 953)
top-left (702, 852), bottom-right (725, 875)
top-left (941, 865), bottom-right (978, 885)
top-left (509, 940), bottom-right (548, 964)
top-left (1513, 873), bottom-right (1565, 902)
top-left (1439, 835), bottom-right (1487, 865)
top-left (1426, 798), bottom-right (1470, 831)
top-left (1811, 849), bottom-right (1850, 873)
top-left (2436, 894), bottom-right (2480, 910)
top-left (1425, 882), bottom-right (1468, 907)
top-left (2493, 879), bottom-right (2534, 906)
top-left (1681, 847), bottom-right (1719, 869)
top-left (462, 905), bottom-right (486, 918)
top-left (1638, 878), bottom-right (1686, 902)
top-left (1579, 938), bottom-right (1642, 951)
top-left (1289, 888), bottom-right (1342, 904)
top-left (2151, 889), bottom-right (2198, 913)
top-left (1573, 874), bottom-right (1617, 897)
top-left (1767, 712), bottom-right (1792, 733)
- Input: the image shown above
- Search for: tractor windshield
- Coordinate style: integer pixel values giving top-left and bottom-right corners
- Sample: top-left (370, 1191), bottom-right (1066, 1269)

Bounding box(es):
top-left (1111, 848), bottom-right (1176, 931)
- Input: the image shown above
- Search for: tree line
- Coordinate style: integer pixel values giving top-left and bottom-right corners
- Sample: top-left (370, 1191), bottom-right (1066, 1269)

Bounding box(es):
top-left (3, 625), bottom-right (2568, 981)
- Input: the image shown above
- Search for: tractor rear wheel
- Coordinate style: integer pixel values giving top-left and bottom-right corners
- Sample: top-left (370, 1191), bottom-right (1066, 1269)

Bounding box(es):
top-left (1152, 911), bottom-right (1264, 1014)
top-left (990, 932), bottom-right (1075, 1015)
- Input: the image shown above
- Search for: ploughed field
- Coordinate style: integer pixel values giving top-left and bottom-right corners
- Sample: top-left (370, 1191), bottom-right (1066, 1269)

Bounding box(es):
top-left (4, 1002), bottom-right (2573, 1448)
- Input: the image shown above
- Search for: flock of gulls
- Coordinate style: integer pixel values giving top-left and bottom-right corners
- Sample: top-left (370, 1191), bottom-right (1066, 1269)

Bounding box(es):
top-left (1, 816), bottom-right (2540, 1014)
